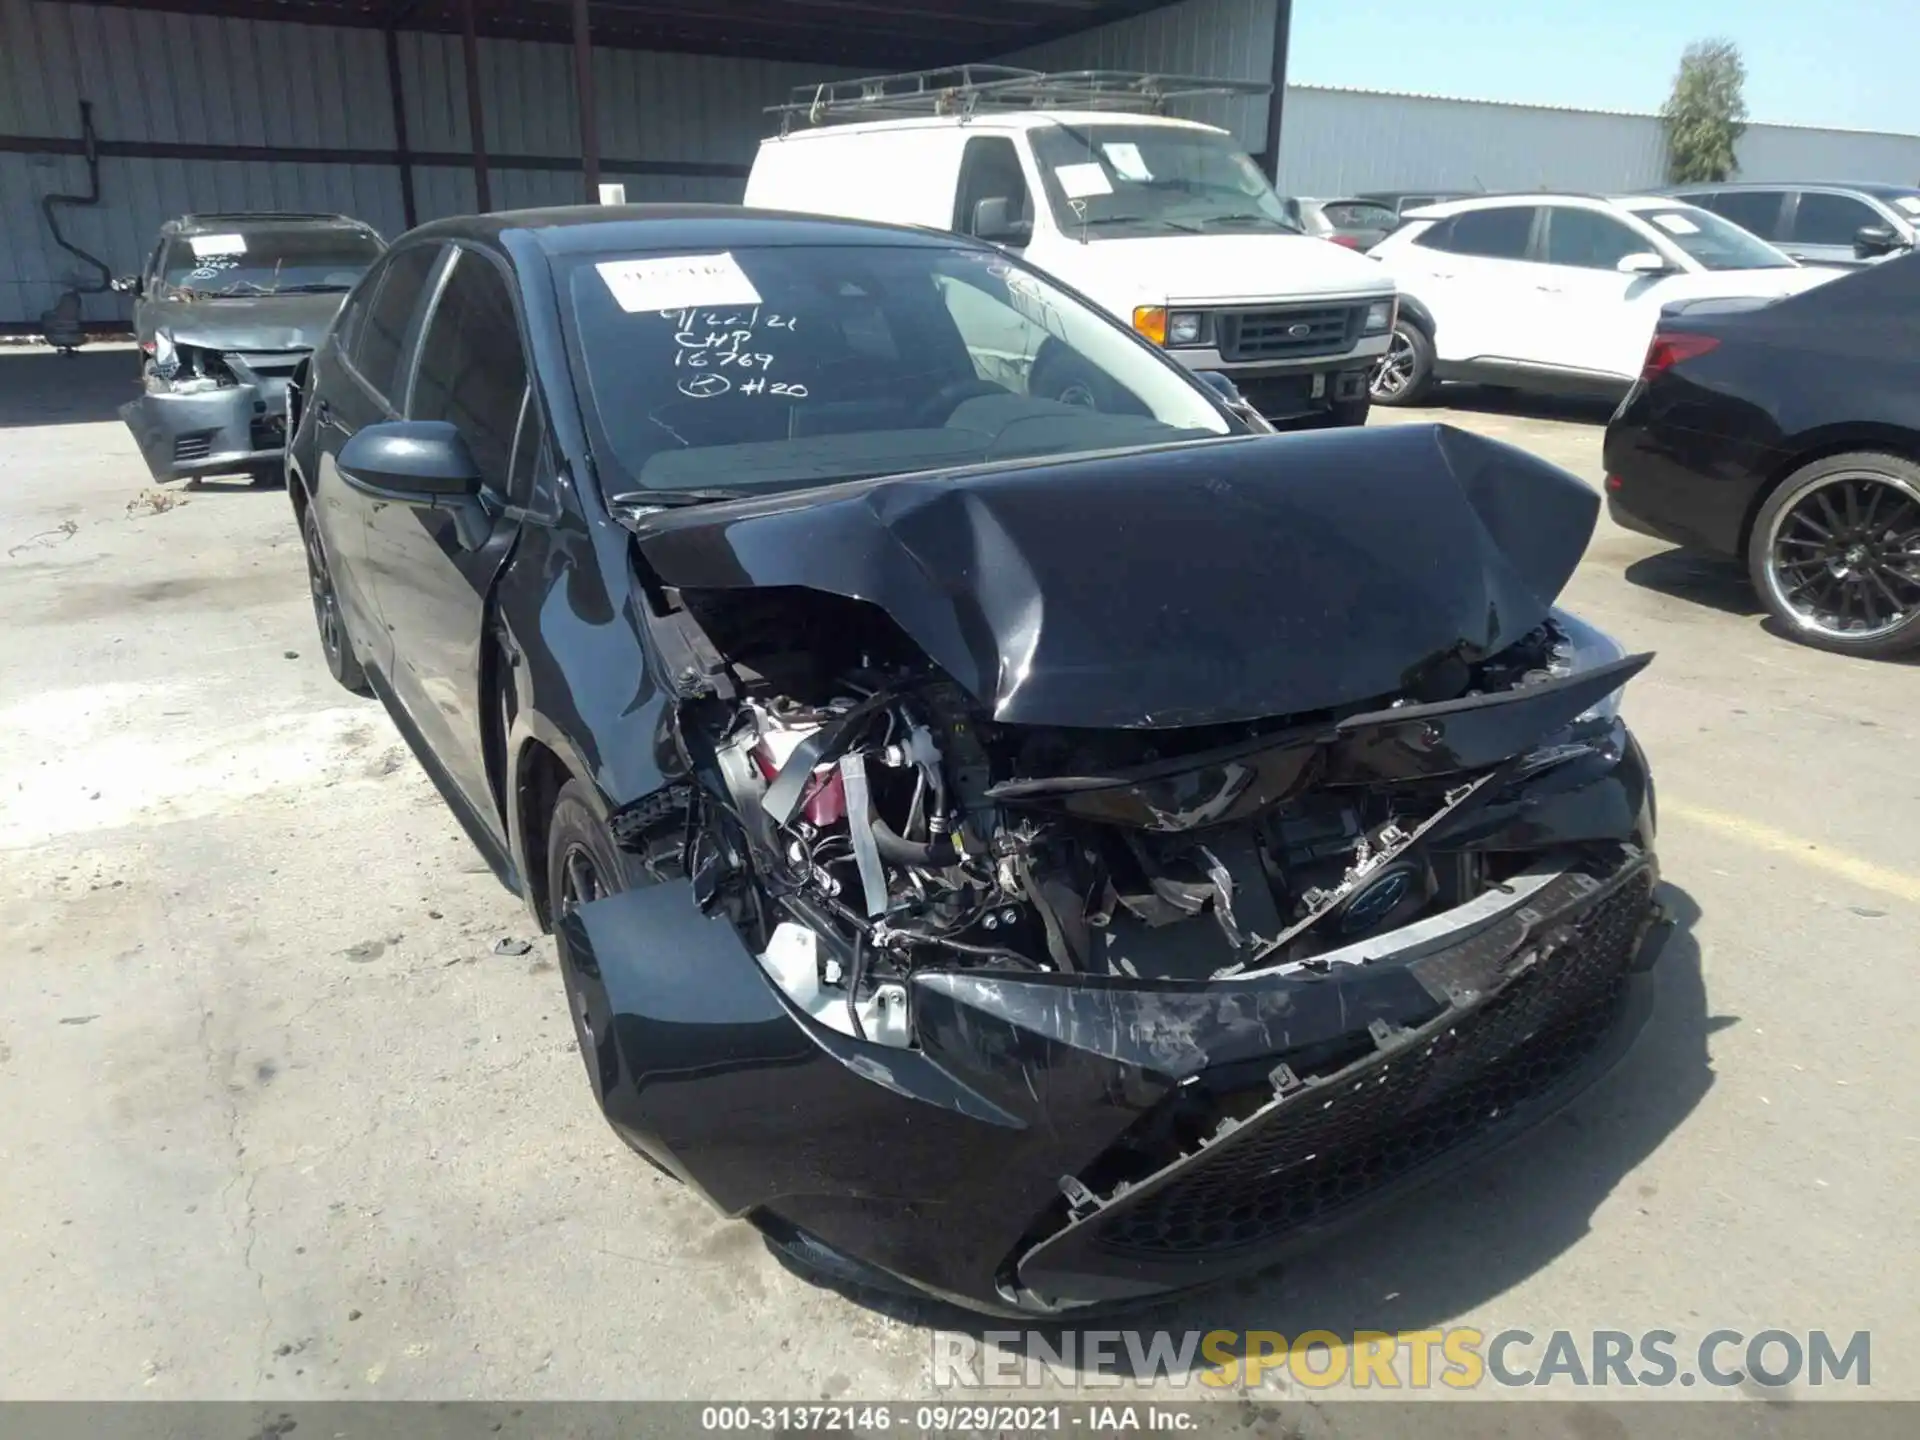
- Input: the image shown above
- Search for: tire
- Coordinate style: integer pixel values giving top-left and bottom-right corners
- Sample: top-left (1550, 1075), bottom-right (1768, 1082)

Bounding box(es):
top-left (1326, 396), bottom-right (1372, 428)
top-left (300, 502), bottom-right (370, 694)
top-left (545, 779), bottom-right (658, 1129)
top-left (1368, 321), bottom-right (1437, 407)
top-left (1747, 451), bottom-right (1920, 657)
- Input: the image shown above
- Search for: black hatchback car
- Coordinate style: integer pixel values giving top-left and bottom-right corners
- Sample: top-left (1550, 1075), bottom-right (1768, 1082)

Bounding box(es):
top-left (1606, 252), bottom-right (1920, 657)
top-left (289, 205), bottom-right (1667, 1316)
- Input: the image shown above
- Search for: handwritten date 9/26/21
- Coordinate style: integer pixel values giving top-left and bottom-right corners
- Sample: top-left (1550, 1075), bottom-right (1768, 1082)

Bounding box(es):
top-left (665, 306), bottom-right (809, 401)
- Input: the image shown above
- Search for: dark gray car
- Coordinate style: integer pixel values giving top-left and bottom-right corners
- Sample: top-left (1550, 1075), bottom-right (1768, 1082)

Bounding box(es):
top-left (117, 213), bottom-right (384, 484)
top-left (1666, 182), bottom-right (1919, 268)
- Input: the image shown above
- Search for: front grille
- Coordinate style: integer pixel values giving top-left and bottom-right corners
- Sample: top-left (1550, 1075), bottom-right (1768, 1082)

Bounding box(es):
top-left (1218, 304), bottom-right (1361, 362)
top-left (1087, 874), bottom-right (1653, 1259)
top-left (173, 433), bottom-right (213, 463)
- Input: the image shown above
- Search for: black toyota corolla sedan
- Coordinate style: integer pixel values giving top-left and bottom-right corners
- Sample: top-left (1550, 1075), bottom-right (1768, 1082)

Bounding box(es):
top-left (1605, 251), bottom-right (1920, 657)
top-left (287, 205), bottom-right (1668, 1316)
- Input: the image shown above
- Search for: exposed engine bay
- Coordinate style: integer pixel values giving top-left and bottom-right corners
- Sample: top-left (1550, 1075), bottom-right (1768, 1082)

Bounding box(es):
top-left (653, 584), bottom-right (1642, 1050)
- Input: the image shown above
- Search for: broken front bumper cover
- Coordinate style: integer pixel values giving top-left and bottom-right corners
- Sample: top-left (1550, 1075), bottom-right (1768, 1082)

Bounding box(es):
top-left (119, 374), bottom-right (291, 483)
top-left (561, 834), bottom-right (1669, 1317)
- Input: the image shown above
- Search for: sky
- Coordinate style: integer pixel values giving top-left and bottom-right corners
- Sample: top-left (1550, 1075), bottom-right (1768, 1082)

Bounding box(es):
top-left (1288, 0), bottom-right (1917, 134)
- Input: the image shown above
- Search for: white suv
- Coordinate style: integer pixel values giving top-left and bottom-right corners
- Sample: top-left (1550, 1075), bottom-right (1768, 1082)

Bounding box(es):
top-left (1366, 193), bottom-right (1844, 405)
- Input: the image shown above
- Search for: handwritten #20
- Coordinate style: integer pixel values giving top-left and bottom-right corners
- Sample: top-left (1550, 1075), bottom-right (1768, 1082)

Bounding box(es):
top-left (665, 307), bottom-right (808, 400)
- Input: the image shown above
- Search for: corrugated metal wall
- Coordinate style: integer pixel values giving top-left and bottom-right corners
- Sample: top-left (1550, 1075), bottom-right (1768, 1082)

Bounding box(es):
top-left (0, 0), bottom-right (835, 325)
top-left (7, 0), bottom-right (1920, 328)
top-left (1000, 0), bottom-right (1276, 151)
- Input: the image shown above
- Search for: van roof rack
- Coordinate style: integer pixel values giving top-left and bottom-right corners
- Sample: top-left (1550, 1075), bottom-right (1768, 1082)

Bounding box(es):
top-left (770, 66), bottom-right (1271, 131)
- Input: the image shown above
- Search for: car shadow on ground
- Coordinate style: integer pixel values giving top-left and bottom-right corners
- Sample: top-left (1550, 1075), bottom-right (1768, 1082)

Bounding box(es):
top-left (0, 346), bottom-right (138, 427)
top-left (788, 884), bottom-right (1720, 1367)
top-left (1419, 385), bottom-right (1622, 427)
top-left (1624, 548), bottom-right (1762, 618)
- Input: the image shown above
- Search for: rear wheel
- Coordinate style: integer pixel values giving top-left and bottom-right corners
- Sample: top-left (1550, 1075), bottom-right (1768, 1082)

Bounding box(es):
top-left (1368, 321), bottom-right (1436, 407)
top-left (1748, 451), bottom-right (1920, 657)
top-left (300, 503), bottom-right (369, 694)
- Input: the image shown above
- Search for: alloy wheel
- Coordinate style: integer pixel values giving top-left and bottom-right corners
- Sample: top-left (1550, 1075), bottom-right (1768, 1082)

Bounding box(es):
top-left (1369, 330), bottom-right (1417, 400)
top-left (1763, 470), bottom-right (1920, 642)
top-left (557, 842), bottom-right (607, 920)
top-left (304, 520), bottom-right (345, 670)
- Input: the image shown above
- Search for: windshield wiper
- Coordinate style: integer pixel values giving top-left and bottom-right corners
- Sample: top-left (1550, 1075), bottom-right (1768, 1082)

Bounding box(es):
top-left (1077, 214), bottom-right (1205, 234)
top-left (1198, 212), bottom-right (1296, 232)
top-left (272, 282), bottom-right (353, 294)
top-left (607, 487), bottom-right (755, 517)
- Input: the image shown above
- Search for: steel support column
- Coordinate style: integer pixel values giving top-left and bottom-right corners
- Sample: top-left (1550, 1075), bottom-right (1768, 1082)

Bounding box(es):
top-left (573, 0), bottom-right (601, 201)
top-left (460, 0), bottom-right (491, 212)
top-left (383, 25), bottom-right (417, 229)
top-left (1263, 0), bottom-right (1292, 183)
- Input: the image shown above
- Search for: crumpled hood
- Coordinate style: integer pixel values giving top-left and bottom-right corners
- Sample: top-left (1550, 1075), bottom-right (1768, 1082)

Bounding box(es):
top-left (145, 292), bottom-right (347, 351)
top-left (631, 423), bottom-right (1600, 730)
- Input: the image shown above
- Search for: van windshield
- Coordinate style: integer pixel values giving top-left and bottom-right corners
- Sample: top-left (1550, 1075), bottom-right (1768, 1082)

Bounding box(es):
top-left (1027, 122), bottom-right (1298, 240)
top-left (564, 241), bottom-right (1234, 499)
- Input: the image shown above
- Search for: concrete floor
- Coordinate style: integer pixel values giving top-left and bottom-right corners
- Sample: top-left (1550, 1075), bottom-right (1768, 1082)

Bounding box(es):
top-left (1, 348), bottom-right (1915, 1405)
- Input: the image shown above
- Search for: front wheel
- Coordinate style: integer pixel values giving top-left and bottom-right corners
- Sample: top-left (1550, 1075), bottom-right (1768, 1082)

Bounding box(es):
top-left (1747, 451), bottom-right (1920, 657)
top-left (300, 503), bottom-right (370, 694)
top-left (1368, 322), bottom-right (1436, 407)
top-left (547, 779), bottom-right (647, 1112)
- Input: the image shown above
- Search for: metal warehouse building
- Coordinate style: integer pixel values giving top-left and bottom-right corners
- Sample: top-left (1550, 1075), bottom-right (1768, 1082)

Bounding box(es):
top-left (5, 0), bottom-right (1920, 330)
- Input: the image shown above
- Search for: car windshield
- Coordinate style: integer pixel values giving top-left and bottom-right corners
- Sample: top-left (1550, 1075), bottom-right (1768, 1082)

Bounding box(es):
top-left (1319, 201), bottom-right (1398, 231)
top-left (162, 226), bottom-right (384, 295)
top-left (565, 241), bottom-right (1235, 499)
top-left (1025, 122), bottom-right (1298, 239)
top-left (1626, 203), bottom-right (1797, 271)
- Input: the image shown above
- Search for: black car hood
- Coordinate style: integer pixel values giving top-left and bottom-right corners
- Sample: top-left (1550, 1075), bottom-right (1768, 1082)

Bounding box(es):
top-left (144, 292), bottom-right (347, 351)
top-left (631, 423), bottom-right (1600, 730)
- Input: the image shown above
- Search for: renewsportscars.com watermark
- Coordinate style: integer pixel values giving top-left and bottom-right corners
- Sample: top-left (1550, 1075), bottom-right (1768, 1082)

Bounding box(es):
top-left (932, 1328), bottom-right (1872, 1391)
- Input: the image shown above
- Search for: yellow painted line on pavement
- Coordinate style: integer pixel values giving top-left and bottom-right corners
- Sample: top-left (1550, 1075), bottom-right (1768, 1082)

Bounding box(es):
top-left (1664, 799), bottom-right (1920, 906)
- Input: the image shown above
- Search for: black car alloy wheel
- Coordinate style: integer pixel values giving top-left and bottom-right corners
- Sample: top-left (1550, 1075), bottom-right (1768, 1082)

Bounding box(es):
top-left (1756, 456), bottom-right (1920, 654)
top-left (301, 506), bottom-right (368, 692)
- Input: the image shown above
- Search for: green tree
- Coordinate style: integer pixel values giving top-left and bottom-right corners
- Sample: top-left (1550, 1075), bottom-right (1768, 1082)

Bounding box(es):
top-left (1663, 39), bottom-right (1749, 183)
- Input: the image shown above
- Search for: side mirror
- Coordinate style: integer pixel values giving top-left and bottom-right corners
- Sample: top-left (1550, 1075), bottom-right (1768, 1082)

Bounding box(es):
top-left (971, 197), bottom-right (1033, 247)
top-left (339, 420), bottom-right (482, 503)
top-left (1854, 224), bottom-right (1903, 258)
top-left (1616, 252), bottom-right (1671, 276)
top-left (111, 275), bottom-right (141, 295)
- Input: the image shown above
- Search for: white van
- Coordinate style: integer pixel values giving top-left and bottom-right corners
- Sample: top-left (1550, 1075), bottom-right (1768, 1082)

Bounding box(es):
top-left (745, 69), bottom-right (1399, 426)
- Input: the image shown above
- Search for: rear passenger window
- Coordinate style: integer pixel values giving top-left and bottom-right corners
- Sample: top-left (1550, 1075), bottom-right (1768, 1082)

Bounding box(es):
top-left (1708, 190), bottom-right (1786, 239)
top-left (1431, 206), bottom-right (1538, 259)
top-left (407, 250), bottom-right (527, 493)
top-left (352, 244), bottom-right (440, 402)
top-left (1790, 192), bottom-right (1880, 245)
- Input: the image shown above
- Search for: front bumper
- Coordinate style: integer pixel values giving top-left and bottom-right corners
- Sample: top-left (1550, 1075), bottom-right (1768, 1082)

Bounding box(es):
top-left (563, 761), bottom-right (1666, 1315)
top-left (119, 375), bottom-right (291, 483)
top-left (1169, 329), bottom-right (1391, 379)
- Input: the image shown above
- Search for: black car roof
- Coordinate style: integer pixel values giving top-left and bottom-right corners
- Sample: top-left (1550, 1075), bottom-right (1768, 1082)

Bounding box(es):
top-left (400, 204), bottom-right (978, 260)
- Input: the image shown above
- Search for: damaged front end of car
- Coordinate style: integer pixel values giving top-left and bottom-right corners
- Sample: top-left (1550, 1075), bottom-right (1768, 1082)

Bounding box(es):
top-left (558, 422), bottom-right (1671, 1316)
